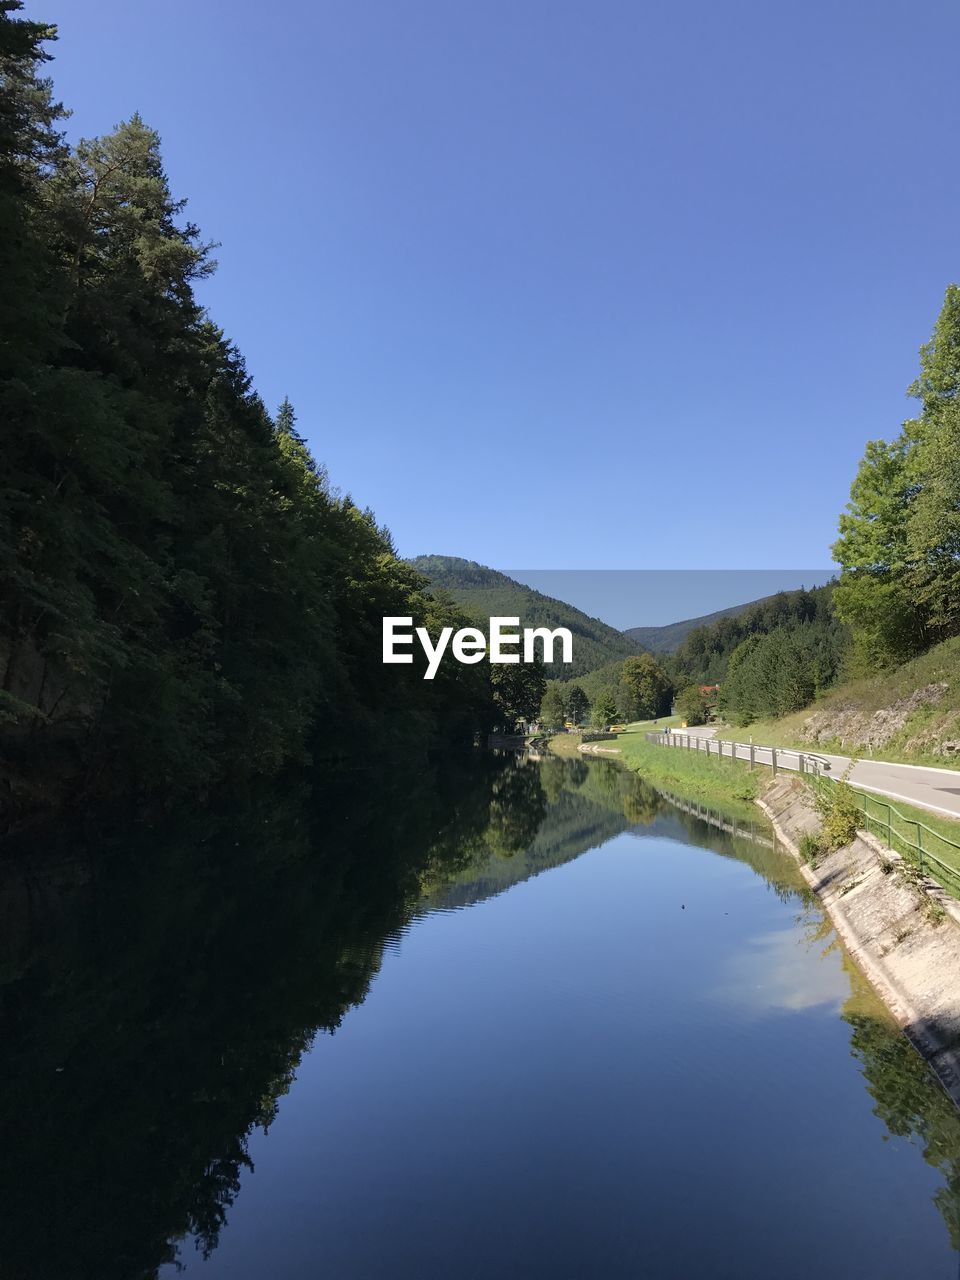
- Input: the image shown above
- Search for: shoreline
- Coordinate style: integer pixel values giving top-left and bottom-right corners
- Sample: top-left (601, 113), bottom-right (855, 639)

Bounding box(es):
top-left (759, 777), bottom-right (960, 1111)
top-left (568, 734), bottom-right (960, 1110)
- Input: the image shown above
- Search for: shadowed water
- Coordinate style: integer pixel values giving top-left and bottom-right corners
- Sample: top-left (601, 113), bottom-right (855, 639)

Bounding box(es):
top-left (2, 755), bottom-right (960, 1279)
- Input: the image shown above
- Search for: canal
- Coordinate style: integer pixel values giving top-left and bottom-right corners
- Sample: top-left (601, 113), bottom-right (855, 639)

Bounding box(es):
top-left (2, 754), bottom-right (960, 1278)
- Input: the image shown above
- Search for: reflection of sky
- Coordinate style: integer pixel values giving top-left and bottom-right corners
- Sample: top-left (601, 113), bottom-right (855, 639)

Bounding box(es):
top-left (715, 926), bottom-right (848, 1016)
top-left (507, 568), bottom-right (834, 630)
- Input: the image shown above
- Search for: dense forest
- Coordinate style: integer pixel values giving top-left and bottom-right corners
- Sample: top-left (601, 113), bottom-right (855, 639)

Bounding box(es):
top-left (5, 2), bottom-right (960, 812)
top-left (557, 586), bottom-right (846, 729)
top-left (0, 6), bottom-right (542, 820)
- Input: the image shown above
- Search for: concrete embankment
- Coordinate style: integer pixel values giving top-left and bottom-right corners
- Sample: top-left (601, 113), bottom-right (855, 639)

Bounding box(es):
top-left (761, 777), bottom-right (960, 1109)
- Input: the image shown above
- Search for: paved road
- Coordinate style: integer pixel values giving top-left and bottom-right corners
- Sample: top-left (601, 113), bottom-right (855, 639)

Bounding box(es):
top-left (672, 725), bottom-right (960, 821)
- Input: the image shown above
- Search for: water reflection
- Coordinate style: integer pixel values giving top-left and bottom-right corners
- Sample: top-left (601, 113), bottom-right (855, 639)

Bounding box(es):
top-left (0, 754), bottom-right (958, 1278)
top-left (716, 923), bottom-right (848, 1015)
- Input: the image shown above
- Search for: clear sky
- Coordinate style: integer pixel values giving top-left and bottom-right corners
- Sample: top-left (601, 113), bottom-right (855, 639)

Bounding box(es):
top-left (26, 0), bottom-right (960, 574)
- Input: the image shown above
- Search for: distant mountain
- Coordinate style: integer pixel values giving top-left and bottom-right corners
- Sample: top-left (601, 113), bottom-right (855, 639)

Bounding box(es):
top-left (624, 599), bottom-right (765, 654)
top-left (408, 555), bottom-right (639, 679)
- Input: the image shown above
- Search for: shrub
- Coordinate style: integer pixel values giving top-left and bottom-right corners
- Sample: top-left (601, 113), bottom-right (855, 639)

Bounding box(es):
top-left (798, 832), bottom-right (824, 864)
top-left (815, 770), bottom-right (862, 850)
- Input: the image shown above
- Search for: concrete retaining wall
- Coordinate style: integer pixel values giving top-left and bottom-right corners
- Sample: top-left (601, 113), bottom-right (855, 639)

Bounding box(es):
top-left (760, 777), bottom-right (960, 1109)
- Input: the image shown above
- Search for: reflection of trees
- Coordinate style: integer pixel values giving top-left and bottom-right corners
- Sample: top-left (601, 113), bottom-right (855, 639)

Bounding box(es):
top-left (842, 983), bottom-right (960, 1250)
top-left (620, 775), bottom-right (662, 826)
top-left (0, 758), bottom-right (511, 1280)
top-left (538, 757), bottom-right (568, 806)
top-left (565, 758), bottom-right (588, 788)
top-left (486, 761), bottom-right (548, 857)
top-left (7, 748), bottom-right (960, 1278)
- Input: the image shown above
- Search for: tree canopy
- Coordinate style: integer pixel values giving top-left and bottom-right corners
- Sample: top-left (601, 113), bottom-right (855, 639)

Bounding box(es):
top-left (0, 4), bottom-right (496, 816)
top-left (833, 285), bottom-right (960, 668)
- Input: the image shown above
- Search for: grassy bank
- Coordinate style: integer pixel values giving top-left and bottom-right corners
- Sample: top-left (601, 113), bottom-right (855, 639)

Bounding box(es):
top-left (551, 721), bottom-right (766, 825)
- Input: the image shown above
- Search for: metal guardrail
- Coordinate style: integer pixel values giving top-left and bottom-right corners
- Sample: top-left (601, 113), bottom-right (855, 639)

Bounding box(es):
top-left (811, 776), bottom-right (960, 900)
top-left (645, 730), bottom-right (960, 902)
top-left (644, 730), bottom-right (832, 778)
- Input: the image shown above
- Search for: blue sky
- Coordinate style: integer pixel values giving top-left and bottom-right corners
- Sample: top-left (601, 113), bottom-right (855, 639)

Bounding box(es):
top-left (28, 0), bottom-right (960, 578)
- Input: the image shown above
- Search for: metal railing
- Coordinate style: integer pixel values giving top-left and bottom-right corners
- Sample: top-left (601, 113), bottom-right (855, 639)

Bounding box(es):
top-left (644, 730), bottom-right (832, 779)
top-left (811, 777), bottom-right (960, 900)
top-left (645, 730), bottom-right (960, 902)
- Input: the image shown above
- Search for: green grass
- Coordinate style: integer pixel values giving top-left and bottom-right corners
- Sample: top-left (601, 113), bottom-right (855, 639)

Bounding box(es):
top-left (620, 715), bottom-right (682, 733)
top-left (545, 732), bottom-right (586, 758)
top-left (559, 719), bottom-right (766, 825)
top-left (717, 635), bottom-right (960, 769)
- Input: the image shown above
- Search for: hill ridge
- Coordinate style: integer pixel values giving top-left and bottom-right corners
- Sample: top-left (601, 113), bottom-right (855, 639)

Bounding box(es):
top-left (407, 555), bottom-right (639, 679)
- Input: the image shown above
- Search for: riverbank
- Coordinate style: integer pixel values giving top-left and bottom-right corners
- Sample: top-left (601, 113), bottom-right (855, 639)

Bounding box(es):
top-left (551, 722), bottom-right (764, 825)
top-left (560, 725), bottom-right (960, 1109)
top-left (761, 777), bottom-right (960, 1110)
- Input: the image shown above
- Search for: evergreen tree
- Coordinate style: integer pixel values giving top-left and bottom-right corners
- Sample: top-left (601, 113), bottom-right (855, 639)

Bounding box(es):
top-left (0, 11), bottom-right (498, 815)
top-left (565, 683), bottom-right (589, 726)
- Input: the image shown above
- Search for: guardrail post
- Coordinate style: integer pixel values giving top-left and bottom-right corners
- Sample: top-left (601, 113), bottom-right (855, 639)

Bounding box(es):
top-left (798, 753), bottom-right (805, 776)
top-left (771, 747), bottom-right (778, 776)
top-left (749, 744), bottom-right (755, 771)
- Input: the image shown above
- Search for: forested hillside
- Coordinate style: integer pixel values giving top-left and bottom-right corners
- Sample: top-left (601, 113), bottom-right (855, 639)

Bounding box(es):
top-left (564, 586), bottom-right (846, 728)
top-left (409, 556), bottom-right (640, 678)
top-left (0, 7), bottom-right (497, 818)
top-left (624, 598), bottom-right (763, 654)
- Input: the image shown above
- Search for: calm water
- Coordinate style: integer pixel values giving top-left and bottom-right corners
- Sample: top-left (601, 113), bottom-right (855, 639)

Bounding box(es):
top-left (3, 754), bottom-right (960, 1279)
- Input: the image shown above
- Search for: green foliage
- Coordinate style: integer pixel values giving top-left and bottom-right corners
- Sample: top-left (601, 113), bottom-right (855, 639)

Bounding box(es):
top-left (490, 657), bottom-right (545, 731)
top-left (675, 683), bottom-right (710, 725)
top-left (833, 285), bottom-right (960, 666)
top-left (539, 682), bottom-right (566, 732)
top-left (0, 9), bottom-right (497, 813)
top-left (815, 773), bottom-right (862, 850)
top-left (718, 621), bottom-right (847, 726)
top-left (616, 652), bottom-right (671, 721)
top-left (625, 599), bottom-right (761, 654)
top-left (591, 692), bottom-right (618, 728)
top-left (797, 831), bottom-right (824, 865)
top-left (565, 683), bottom-right (589, 725)
top-left (669, 584), bottom-right (844, 688)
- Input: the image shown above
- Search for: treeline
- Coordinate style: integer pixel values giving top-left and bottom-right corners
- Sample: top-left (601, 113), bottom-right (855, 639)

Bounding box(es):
top-left (833, 285), bottom-right (960, 669)
top-left (0, 8), bottom-right (519, 816)
top-left (716, 618), bottom-right (848, 725)
top-left (673, 585), bottom-right (848, 726)
top-left (560, 587), bottom-right (846, 729)
top-left (669, 586), bottom-right (839, 686)
top-left (538, 652), bottom-right (673, 730)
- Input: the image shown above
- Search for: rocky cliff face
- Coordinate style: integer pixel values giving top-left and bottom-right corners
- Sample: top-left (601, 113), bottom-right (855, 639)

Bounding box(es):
top-left (800, 682), bottom-right (960, 758)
